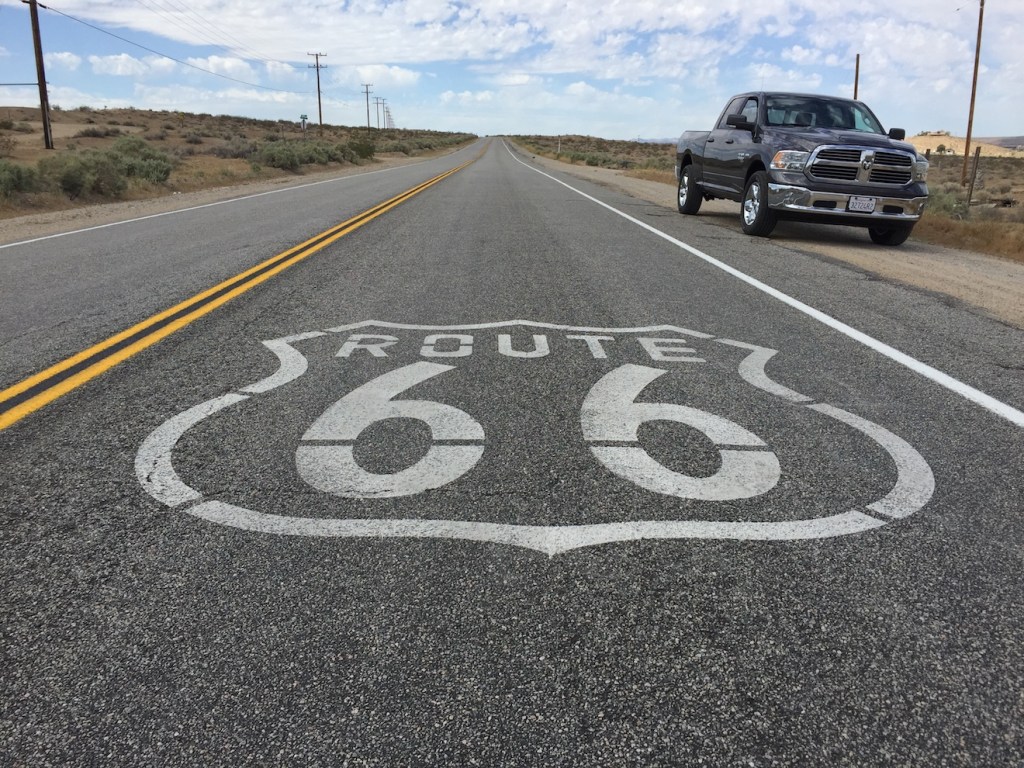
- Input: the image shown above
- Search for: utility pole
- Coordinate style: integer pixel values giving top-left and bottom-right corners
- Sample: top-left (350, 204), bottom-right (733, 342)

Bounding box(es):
top-left (961, 0), bottom-right (985, 185)
top-left (373, 97), bottom-right (383, 129)
top-left (854, 53), bottom-right (860, 100)
top-left (26, 0), bottom-right (54, 149)
top-left (307, 52), bottom-right (326, 134)
top-left (362, 84), bottom-right (373, 129)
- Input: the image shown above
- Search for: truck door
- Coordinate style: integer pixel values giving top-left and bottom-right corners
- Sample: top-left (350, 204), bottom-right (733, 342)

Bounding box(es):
top-left (717, 96), bottom-right (760, 196)
top-left (702, 96), bottom-right (751, 194)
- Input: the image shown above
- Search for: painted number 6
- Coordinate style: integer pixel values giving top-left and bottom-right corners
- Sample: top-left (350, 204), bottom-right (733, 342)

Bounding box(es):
top-left (296, 362), bottom-right (484, 498)
top-left (581, 364), bottom-right (781, 500)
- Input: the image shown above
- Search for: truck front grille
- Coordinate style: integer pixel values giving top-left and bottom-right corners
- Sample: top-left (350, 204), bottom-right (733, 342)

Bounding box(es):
top-left (808, 146), bottom-right (916, 186)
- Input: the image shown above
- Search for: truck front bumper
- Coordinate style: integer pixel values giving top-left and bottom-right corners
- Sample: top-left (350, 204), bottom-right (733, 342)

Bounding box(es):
top-left (767, 183), bottom-right (927, 222)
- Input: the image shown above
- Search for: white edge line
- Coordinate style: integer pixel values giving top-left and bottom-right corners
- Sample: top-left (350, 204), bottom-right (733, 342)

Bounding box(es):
top-left (0, 163), bottom-right (416, 250)
top-left (503, 140), bottom-right (1024, 430)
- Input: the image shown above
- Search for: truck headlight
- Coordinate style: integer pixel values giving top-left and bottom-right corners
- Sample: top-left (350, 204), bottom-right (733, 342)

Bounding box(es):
top-left (913, 158), bottom-right (929, 182)
top-left (770, 150), bottom-right (810, 171)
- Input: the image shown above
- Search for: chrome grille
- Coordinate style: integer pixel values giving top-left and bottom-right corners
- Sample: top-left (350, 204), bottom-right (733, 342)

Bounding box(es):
top-left (816, 148), bottom-right (861, 163)
top-left (808, 145), bottom-right (917, 186)
top-left (870, 167), bottom-right (913, 184)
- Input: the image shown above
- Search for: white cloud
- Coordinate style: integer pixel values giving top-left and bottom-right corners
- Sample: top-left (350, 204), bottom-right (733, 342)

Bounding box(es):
top-left (46, 52), bottom-right (83, 70)
top-left (264, 61), bottom-right (301, 81)
top-left (746, 63), bottom-right (823, 91)
top-left (440, 89), bottom-right (495, 105)
top-left (89, 54), bottom-right (149, 77)
top-left (184, 56), bottom-right (256, 80)
top-left (23, 0), bottom-right (1024, 136)
top-left (357, 65), bottom-right (421, 89)
top-left (782, 45), bottom-right (820, 65)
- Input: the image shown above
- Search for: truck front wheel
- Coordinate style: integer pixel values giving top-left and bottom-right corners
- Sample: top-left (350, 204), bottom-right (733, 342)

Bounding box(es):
top-left (741, 171), bottom-right (778, 236)
top-left (868, 223), bottom-right (914, 246)
top-left (677, 165), bottom-right (702, 215)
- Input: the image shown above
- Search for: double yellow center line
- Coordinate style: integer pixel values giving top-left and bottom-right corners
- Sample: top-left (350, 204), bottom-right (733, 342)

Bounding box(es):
top-left (0, 157), bottom-right (475, 431)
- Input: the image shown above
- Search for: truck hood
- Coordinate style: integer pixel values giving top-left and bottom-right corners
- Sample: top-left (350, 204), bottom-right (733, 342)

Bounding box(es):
top-left (762, 127), bottom-right (919, 157)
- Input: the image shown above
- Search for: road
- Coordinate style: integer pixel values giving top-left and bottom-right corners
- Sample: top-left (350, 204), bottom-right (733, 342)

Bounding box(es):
top-left (2, 138), bottom-right (1023, 766)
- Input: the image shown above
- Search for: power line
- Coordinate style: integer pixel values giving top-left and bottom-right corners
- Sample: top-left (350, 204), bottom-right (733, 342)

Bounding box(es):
top-left (133, 0), bottom-right (288, 66)
top-left (34, 2), bottom-right (312, 94)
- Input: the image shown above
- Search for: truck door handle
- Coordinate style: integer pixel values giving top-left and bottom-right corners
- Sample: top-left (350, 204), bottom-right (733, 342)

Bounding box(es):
top-left (725, 139), bottom-right (735, 144)
top-left (707, 138), bottom-right (715, 143)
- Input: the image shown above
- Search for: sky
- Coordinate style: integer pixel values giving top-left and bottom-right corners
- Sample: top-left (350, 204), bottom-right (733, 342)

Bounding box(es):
top-left (0, 0), bottom-right (1020, 140)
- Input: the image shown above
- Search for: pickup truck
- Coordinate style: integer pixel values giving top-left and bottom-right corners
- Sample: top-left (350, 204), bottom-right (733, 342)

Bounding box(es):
top-left (675, 92), bottom-right (929, 245)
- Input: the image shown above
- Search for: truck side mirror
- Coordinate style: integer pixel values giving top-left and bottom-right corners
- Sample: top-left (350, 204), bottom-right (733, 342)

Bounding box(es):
top-left (726, 114), bottom-right (755, 132)
top-left (888, 128), bottom-right (906, 141)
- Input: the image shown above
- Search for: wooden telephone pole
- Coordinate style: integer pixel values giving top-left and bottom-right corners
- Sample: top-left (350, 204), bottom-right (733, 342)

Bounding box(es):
top-left (26, 0), bottom-right (54, 149)
top-left (961, 0), bottom-right (985, 185)
top-left (307, 53), bottom-right (326, 133)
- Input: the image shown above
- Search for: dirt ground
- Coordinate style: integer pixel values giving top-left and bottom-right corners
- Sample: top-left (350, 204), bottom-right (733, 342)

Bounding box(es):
top-left (2, 147), bottom-right (1022, 331)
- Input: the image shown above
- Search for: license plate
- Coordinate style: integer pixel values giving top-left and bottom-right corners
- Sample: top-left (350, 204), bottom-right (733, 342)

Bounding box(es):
top-left (848, 196), bottom-right (877, 213)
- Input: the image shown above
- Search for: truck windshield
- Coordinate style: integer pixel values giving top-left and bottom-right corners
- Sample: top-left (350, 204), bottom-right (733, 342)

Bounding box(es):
top-left (765, 96), bottom-right (884, 133)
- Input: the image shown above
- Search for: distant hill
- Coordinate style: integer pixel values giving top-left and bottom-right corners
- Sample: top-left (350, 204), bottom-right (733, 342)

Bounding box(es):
top-left (976, 137), bottom-right (1024, 150)
top-left (909, 133), bottom-right (1024, 158)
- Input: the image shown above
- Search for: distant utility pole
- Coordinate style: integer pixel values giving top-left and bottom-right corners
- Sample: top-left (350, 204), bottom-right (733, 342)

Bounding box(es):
top-left (362, 84), bottom-right (373, 129)
top-left (307, 52), bottom-right (327, 133)
top-left (25, 0), bottom-right (54, 149)
top-left (373, 97), bottom-right (384, 129)
top-left (384, 106), bottom-right (395, 130)
top-left (961, 0), bottom-right (985, 185)
top-left (854, 53), bottom-right (860, 99)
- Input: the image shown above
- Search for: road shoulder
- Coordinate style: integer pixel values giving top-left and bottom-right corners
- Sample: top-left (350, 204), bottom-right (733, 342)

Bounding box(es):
top-left (521, 150), bottom-right (1024, 331)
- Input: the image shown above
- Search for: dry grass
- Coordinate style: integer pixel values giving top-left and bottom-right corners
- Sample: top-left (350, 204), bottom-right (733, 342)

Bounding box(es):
top-left (0, 105), bottom-right (475, 219)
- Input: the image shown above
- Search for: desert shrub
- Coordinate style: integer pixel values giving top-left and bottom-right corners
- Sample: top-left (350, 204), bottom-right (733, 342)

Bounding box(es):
top-left (74, 126), bottom-right (124, 138)
top-left (379, 140), bottom-right (412, 154)
top-left (106, 135), bottom-right (175, 182)
top-left (0, 119), bottom-right (13, 130)
top-left (347, 139), bottom-right (375, 159)
top-left (39, 152), bottom-right (126, 199)
top-left (184, 133), bottom-right (204, 145)
top-left (209, 136), bottom-right (256, 159)
top-left (0, 135), bottom-right (15, 158)
top-left (256, 142), bottom-right (300, 171)
top-left (13, 122), bottom-right (33, 133)
top-left (144, 131), bottom-right (168, 141)
top-left (0, 161), bottom-right (38, 196)
top-left (252, 139), bottom-right (355, 170)
top-left (925, 184), bottom-right (968, 219)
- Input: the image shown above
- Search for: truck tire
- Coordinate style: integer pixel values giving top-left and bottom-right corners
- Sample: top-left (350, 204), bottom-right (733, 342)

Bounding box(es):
top-left (868, 223), bottom-right (914, 246)
top-left (741, 171), bottom-right (778, 236)
top-left (677, 164), bottom-right (702, 215)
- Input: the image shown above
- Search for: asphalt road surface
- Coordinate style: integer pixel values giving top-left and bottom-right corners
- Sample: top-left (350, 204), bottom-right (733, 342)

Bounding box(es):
top-left (2, 139), bottom-right (1023, 766)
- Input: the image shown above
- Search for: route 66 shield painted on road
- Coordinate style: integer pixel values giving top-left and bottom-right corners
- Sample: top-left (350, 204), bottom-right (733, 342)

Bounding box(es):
top-left (136, 321), bottom-right (934, 556)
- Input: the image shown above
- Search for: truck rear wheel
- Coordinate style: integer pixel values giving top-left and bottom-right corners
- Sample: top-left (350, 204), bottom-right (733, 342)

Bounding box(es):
top-left (677, 165), bottom-right (702, 215)
top-left (741, 171), bottom-right (778, 236)
top-left (868, 224), bottom-right (914, 246)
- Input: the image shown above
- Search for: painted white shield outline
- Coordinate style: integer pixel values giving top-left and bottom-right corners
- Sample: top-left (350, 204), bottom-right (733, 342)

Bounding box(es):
top-left (135, 321), bottom-right (934, 556)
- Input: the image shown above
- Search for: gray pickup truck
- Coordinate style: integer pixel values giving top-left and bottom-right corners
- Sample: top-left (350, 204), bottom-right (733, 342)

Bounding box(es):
top-left (676, 92), bottom-right (929, 245)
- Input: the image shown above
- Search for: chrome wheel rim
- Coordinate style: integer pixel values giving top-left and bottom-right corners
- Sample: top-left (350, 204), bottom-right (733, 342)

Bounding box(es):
top-left (743, 180), bottom-right (761, 226)
top-left (678, 169), bottom-right (689, 208)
